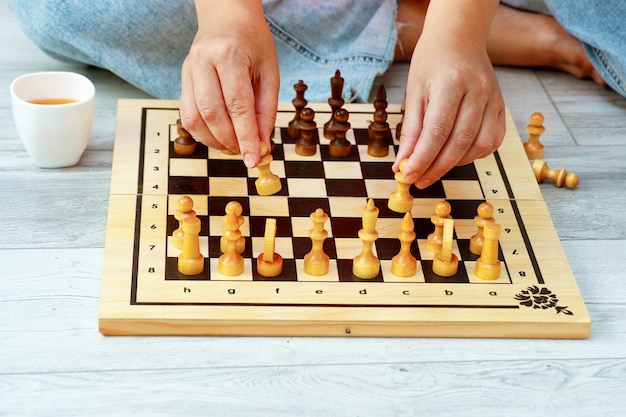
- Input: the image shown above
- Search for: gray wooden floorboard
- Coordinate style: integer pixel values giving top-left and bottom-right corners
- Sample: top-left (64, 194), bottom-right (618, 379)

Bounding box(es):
top-left (2, 360), bottom-right (625, 417)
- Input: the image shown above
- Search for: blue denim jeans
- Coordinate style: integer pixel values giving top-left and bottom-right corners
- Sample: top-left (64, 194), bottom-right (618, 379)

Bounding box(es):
top-left (8, 0), bottom-right (397, 102)
top-left (9, 0), bottom-right (626, 100)
top-left (503, 0), bottom-right (626, 97)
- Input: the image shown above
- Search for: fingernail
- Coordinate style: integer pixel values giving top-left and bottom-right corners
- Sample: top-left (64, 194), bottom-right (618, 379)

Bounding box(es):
top-left (243, 153), bottom-right (255, 168)
top-left (416, 179), bottom-right (431, 189)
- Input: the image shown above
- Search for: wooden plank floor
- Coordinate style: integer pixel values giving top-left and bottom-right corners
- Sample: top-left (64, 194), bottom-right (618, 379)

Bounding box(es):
top-left (1, 1), bottom-right (625, 415)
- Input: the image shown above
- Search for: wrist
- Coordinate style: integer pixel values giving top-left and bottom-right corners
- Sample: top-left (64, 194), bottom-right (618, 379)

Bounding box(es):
top-left (421, 0), bottom-right (498, 50)
top-left (195, 0), bottom-right (265, 31)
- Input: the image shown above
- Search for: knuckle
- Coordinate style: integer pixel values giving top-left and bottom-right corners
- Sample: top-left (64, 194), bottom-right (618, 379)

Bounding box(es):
top-left (187, 42), bottom-right (202, 59)
top-left (190, 40), bottom-right (239, 63)
top-left (186, 40), bottom-right (250, 69)
top-left (179, 113), bottom-right (200, 133)
top-left (226, 98), bottom-right (249, 117)
top-left (214, 38), bottom-right (255, 68)
top-left (197, 105), bottom-right (220, 125)
top-left (426, 123), bottom-right (451, 144)
top-left (473, 73), bottom-right (491, 92)
top-left (214, 44), bottom-right (242, 63)
top-left (476, 139), bottom-right (497, 158)
top-left (443, 67), bottom-right (465, 85)
top-left (479, 146), bottom-right (494, 159)
top-left (453, 131), bottom-right (476, 150)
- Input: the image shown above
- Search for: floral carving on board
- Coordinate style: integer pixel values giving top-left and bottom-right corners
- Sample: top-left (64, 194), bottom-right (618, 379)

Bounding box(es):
top-left (514, 286), bottom-right (573, 315)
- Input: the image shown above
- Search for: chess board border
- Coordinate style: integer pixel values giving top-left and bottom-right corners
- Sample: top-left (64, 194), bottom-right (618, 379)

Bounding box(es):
top-left (100, 99), bottom-right (591, 338)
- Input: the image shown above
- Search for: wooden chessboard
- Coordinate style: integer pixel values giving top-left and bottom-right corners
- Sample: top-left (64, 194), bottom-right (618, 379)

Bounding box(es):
top-left (99, 99), bottom-right (591, 338)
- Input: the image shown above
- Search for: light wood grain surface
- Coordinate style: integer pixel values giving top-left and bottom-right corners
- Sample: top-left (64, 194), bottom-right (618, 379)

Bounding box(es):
top-left (1, 1), bottom-right (625, 415)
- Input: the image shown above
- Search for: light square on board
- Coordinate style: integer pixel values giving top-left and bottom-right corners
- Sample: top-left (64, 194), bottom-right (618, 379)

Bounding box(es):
top-left (323, 161), bottom-right (363, 179)
top-left (291, 216), bottom-right (334, 238)
top-left (248, 196), bottom-right (290, 217)
top-left (249, 159), bottom-right (286, 179)
top-left (376, 218), bottom-right (405, 239)
top-left (364, 178), bottom-right (397, 199)
top-left (169, 158), bottom-right (208, 177)
top-left (442, 180), bottom-right (484, 200)
top-left (453, 219), bottom-right (479, 240)
top-left (287, 178), bottom-right (328, 198)
top-left (328, 196), bottom-right (369, 218)
top-left (343, 128), bottom-right (356, 144)
top-left (252, 236), bottom-right (294, 260)
top-left (209, 177), bottom-right (249, 197)
top-left (465, 261), bottom-right (511, 284)
top-left (357, 144), bottom-right (396, 163)
top-left (209, 215), bottom-right (250, 237)
top-left (168, 122), bottom-right (178, 139)
top-left (282, 143), bottom-right (322, 162)
top-left (272, 127), bottom-right (283, 144)
top-left (334, 237), bottom-right (377, 259)
top-left (167, 236), bottom-right (210, 258)
top-left (417, 238), bottom-right (461, 261)
top-left (208, 147), bottom-right (244, 161)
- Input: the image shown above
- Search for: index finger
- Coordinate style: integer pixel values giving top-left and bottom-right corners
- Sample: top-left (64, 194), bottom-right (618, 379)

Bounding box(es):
top-left (217, 65), bottom-right (262, 168)
top-left (402, 88), bottom-right (464, 184)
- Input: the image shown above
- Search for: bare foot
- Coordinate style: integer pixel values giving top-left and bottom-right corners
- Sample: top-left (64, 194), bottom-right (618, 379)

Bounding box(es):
top-left (487, 4), bottom-right (606, 85)
top-left (394, 1), bottom-right (606, 85)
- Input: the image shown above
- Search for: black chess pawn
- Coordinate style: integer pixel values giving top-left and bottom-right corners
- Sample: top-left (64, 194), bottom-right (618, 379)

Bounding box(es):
top-left (323, 69), bottom-right (345, 140)
top-left (295, 107), bottom-right (317, 156)
top-left (329, 108), bottom-right (351, 158)
top-left (367, 109), bottom-right (390, 157)
top-left (288, 80), bottom-right (308, 139)
top-left (173, 118), bottom-right (197, 156)
top-left (368, 85), bottom-right (387, 138)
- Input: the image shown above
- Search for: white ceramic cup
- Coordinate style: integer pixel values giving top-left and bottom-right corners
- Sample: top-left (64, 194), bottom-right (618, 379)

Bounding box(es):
top-left (10, 71), bottom-right (95, 168)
